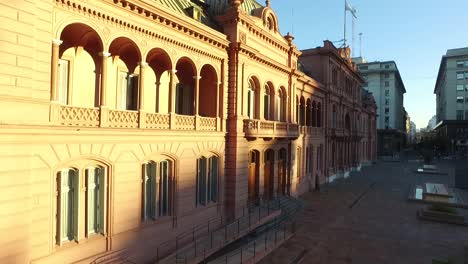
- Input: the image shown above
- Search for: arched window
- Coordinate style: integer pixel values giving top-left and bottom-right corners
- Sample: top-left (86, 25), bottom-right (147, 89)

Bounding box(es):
top-left (317, 102), bottom-right (322, 127)
top-left (55, 164), bottom-right (107, 246)
top-left (142, 159), bottom-right (174, 220)
top-left (277, 88), bottom-right (286, 122)
top-left (306, 99), bottom-right (311, 126)
top-left (58, 23), bottom-right (103, 107)
top-left (247, 79), bottom-right (256, 119)
top-left (332, 105), bottom-right (337, 128)
top-left (263, 84), bottom-right (272, 120)
top-left (311, 101), bottom-right (317, 127)
top-left (300, 96), bottom-right (305, 126)
top-left (196, 155), bottom-right (219, 206)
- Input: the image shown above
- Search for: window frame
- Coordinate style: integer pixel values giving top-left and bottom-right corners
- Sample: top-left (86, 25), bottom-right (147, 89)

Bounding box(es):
top-left (196, 155), bottom-right (219, 207)
top-left (54, 162), bottom-right (108, 248)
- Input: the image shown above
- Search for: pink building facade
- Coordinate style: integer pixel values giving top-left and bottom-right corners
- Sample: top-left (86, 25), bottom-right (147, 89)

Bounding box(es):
top-left (0, 0), bottom-right (376, 263)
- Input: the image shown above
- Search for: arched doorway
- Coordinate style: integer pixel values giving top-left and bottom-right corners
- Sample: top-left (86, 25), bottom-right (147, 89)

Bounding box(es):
top-left (278, 148), bottom-right (288, 195)
top-left (248, 150), bottom-right (260, 205)
top-left (264, 149), bottom-right (275, 200)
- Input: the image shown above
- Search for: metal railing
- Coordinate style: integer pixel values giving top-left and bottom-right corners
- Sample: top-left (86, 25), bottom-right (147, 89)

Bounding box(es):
top-left (212, 221), bottom-right (296, 264)
top-left (156, 198), bottom-right (283, 263)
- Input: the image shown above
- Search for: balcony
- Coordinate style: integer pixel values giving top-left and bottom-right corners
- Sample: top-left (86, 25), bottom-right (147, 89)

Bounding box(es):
top-left (52, 104), bottom-right (221, 132)
top-left (299, 126), bottom-right (325, 137)
top-left (243, 119), bottom-right (299, 139)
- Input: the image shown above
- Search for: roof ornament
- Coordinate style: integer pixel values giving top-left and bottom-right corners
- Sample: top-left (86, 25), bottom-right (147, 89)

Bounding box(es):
top-left (285, 32), bottom-right (295, 44)
top-left (266, 0), bottom-right (270, 7)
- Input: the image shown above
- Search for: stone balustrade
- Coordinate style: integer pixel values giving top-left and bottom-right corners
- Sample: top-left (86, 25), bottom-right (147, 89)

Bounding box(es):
top-left (51, 104), bottom-right (221, 131)
top-left (298, 126), bottom-right (325, 137)
top-left (243, 119), bottom-right (299, 138)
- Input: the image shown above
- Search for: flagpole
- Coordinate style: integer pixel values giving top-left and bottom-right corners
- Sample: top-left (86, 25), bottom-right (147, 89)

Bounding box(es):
top-left (343, 0), bottom-right (347, 46)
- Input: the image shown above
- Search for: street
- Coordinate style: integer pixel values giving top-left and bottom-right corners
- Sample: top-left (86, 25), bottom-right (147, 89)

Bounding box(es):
top-left (260, 155), bottom-right (468, 264)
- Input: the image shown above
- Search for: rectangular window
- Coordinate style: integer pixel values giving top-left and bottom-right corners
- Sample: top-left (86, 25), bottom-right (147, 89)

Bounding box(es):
top-left (385, 90), bottom-right (389, 96)
top-left (385, 81), bottom-right (389, 87)
top-left (457, 84), bottom-right (465, 91)
top-left (457, 110), bottom-right (464, 120)
top-left (465, 110), bottom-right (468, 120)
top-left (57, 59), bottom-right (70, 105)
top-left (359, 65), bottom-right (368, 70)
top-left (385, 117), bottom-right (389, 122)
top-left (385, 99), bottom-right (389, 105)
top-left (385, 108), bottom-right (389, 114)
top-left (465, 72), bottom-right (468, 79)
top-left (197, 157), bottom-right (207, 206)
top-left (457, 60), bottom-right (464, 67)
top-left (466, 84), bottom-right (468, 91)
top-left (208, 156), bottom-right (218, 203)
top-left (159, 160), bottom-right (172, 216)
top-left (57, 169), bottom-right (78, 245)
top-left (457, 72), bottom-right (464, 80)
top-left (457, 96), bottom-right (464, 103)
top-left (143, 162), bottom-right (157, 220)
top-left (465, 61), bottom-right (468, 67)
top-left (384, 64), bottom-right (390, 69)
top-left (86, 167), bottom-right (105, 235)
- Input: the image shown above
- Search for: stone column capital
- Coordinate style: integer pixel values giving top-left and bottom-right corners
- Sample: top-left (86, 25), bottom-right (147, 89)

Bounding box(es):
top-left (139, 61), bottom-right (149, 67)
top-left (193, 75), bottom-right (202, 80)
top-left (52, 39), bottom-right (63, 46)
top-left (99, 51), bottom-right (111, 57)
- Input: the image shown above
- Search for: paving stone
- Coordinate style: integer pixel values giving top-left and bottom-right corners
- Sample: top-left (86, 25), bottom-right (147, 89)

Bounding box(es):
top-left (259, 158), bottom-right (468, 264)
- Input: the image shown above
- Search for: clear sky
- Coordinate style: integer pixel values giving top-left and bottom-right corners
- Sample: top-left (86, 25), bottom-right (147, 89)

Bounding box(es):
top-left (269, 0), bottom-right (468, 129)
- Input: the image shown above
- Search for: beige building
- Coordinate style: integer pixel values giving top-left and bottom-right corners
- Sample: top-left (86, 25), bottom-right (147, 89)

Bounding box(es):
top-left (435, 47), bottom-right (468, 122)
top-left (0, 0), bottom-right (377, 263)
top-left (355, 60), bottom-right (406, 155)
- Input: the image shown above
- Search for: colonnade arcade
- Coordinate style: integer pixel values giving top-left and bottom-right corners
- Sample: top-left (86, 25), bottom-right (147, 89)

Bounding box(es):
top-left (51, 23), bottom-right (221, 124)
top-left (246, 76), bottom-right (287, 122)
top-left (297, 96), bottom-right (322, 127)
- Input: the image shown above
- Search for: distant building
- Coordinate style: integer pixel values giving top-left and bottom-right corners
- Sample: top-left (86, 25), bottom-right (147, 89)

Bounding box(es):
top-left (409, 121), bottom-right (417, 144)
top-left (434, 47), bottom-right (468, 154)
top-left (427, 115), bottom-right (437, 130)
top-left (355, 60), bottom-right (407, 155)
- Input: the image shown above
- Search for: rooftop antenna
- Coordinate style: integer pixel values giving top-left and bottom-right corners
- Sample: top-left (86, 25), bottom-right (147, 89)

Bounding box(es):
top-left (359, 32), bottom-right (363, 57)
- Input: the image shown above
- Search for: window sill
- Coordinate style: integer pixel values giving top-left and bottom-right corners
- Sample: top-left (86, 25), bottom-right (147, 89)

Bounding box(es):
top-left (140, 215), bottom-right (173, 229)
top-left (54, 233), bottom-right (106, 251)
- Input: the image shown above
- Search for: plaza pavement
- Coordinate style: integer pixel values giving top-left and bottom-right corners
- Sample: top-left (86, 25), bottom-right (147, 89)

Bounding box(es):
top-left (260, 155), bottom-right (468, 264)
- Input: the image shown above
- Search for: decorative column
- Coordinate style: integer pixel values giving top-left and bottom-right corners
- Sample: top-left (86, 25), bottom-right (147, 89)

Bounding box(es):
top-left (139, 62), bottom-right (148, 128)
top-left (99, 52), bottom-right (111, 128)
top-left (216, 81), bottom-right (222, 131)
top-left (169, 69), bottom-right (177, 113)
top-left (49, 39), bottom-right (63, 123)
top-left (169, 69), bottom-right (177, 129)
top-left (99, 52), bottom-right (111, 107)
top-left (193, 75), bottom-right (201, 116)
top-left (50, 39), bottom-right (63, 102)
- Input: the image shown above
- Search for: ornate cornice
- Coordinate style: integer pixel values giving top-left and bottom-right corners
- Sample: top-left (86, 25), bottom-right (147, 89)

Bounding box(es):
top-left (55, 0), bottom-right (230, 62)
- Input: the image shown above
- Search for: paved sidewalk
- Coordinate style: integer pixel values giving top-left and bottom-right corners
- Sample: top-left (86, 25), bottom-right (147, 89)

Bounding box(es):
top-left (260, 159), bottom-right (468, 264)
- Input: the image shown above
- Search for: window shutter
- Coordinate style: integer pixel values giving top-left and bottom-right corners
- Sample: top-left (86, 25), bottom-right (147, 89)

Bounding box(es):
top-left (69, 169), bottom-right (79, 241)
top-left (199, 158), bottom-right (207, 205)
top-left (210, 157), bottom-right (218, 202)
top-left (142, 164), bottom-right (147, 220)
top-left (150, 163), bottom-right (157, 219)
top-left (196, 159), bottom-right (201, 205)
top-left (118, 72), bottom-right (128, 110)
top-left (86, 168), bottom-right (97, 236)
top-left (58, 59), bottom-right (69, 104)
top-left (57, 171), bottom-right (65, 245)
top-left (98, 167), bottom-right (107, 234)
top-left (160, 161), bottom-right (168, 216)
